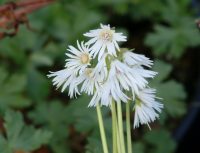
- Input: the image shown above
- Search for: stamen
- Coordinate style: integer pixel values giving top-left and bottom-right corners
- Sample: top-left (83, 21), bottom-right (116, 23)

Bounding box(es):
top-left (99, 29), bottom-right (113, 42)
top-left (81, 53), bottom-right (90, 64)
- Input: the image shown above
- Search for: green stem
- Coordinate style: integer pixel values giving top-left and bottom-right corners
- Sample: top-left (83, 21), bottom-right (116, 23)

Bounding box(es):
top-left (112, 102), bottom-right (122, 153)
top-left (96, 104), bottom-right (109, 153)
top-left (111, 102), bottom-right (117, 153)
top-left (126, 102), bottom-right (132, 153)
top-left (116, 125), bottom-right (122, 153)
top-left (117, 102), bottom-right (126, 153)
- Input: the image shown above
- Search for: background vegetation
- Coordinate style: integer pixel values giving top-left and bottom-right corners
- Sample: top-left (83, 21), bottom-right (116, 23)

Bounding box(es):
top-left (0, 0), bottom-right (200, 153)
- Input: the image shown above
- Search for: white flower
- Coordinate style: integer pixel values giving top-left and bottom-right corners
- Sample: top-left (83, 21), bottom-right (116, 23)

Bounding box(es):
top-left (84, 24), bottom-right (126, 60)
top-left (88, 60), bottom-right (132, 107)
top-left (88, 59), bottom-right (157, 107)
top-left (88, 80), bottom-right (129, 107)
top-left (47, 69), bottom-right (80, 98)
top-left (65, 41), bottom-right (92, 74)
top-left (47, 41), bottom-right (92, 98)
top-left (48, 25), bottom-right (162, 117)
top-left (73, 54), bottom-right (108, 96)
top-left (91, 53), bottom-right (108, 81)
top-left (123, 50), bottom-right (153, 67)
top-left (133, 88), bottom-right (163, 129)
top-left (109, 60), bottom-right (157, 95)
top-left (76, 68), bottom-right (103, 95)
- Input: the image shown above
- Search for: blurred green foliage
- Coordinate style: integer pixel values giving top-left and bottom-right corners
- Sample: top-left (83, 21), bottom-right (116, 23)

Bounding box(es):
top-left (0, 110), bottom-right (51, 153)
top-left (0, 0), bottom-right (198, 152)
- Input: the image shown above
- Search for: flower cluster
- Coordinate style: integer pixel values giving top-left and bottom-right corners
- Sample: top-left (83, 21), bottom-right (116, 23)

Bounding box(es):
top-left (48, 24), bottom-right (163, 128)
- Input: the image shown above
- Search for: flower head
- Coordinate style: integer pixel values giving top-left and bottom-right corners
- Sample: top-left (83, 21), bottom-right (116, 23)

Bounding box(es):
top-left (84, 24), bottom-right (126, 60)
top-left (88, 77), bottom-right (129, 107)
top-left (109, 60), bottom-right (157, 96)
top-left (133, 88), bottom-right (163, 129)
top-left (76, 68), bottom-right (103, 95)
top-left (123, 50), bottom-right (153, 68)
top-left (48, 41), bottom-right (93, 98)
top-left (65, 41), bottom-right (92, 74)
top-left (47, 69), bottom-right (80, 98)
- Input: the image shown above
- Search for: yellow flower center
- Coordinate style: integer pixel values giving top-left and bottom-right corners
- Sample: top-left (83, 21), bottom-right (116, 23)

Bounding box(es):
top-left (81, 53), bottom-right (90, 64)
top-left (99, 29), bottom-right (113, 42)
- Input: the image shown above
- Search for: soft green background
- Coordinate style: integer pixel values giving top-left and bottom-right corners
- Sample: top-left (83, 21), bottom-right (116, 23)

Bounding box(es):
top-left (0, 0), bottom-right (199, 153)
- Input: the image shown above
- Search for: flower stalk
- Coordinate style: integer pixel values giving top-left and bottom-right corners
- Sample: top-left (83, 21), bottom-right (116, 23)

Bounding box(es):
top-left (96, 104), bottom-right (109, 153)
top-left (117, 102), bottom-right (126, 153)
top-left (111, 101), bottom-right (118, 153)
top-left (126, 102), bottom-right (132, 153)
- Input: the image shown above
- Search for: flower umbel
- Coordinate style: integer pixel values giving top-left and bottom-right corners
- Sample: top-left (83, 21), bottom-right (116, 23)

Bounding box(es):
top-left (48, 23), bottom-right (163, 127)
top-left (48, 23), bottom-right (164, 153)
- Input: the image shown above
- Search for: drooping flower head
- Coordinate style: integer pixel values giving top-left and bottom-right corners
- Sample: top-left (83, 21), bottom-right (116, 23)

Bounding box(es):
top-left (133, 88), bottom-right (163, 129)
top-left (48, 69), bottom-right (79, 98)
top-left (123, 50), bottom-right (153, 68)
top-left (84, 24), bottom-right (126, 60)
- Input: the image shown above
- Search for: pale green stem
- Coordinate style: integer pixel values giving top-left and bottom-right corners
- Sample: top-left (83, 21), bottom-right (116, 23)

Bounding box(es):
top-left (116, 125), bottom-right (122, 153)
top-left (111, 102), bottom-right (117, 153)
top-left (96, 104), bottom-right (109, 153)
top-left (126, 102), bottom-right (132, 153)
top-left (112, 102), bottom-right (122, 153)
top-left (117, 102), bottom-right (126, 153)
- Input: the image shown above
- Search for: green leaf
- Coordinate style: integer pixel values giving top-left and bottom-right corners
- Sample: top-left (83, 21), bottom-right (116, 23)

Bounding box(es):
top-left (144, 0), bottom-right (199, 58)
top-left (85, 118), bottom-right (112, 153)
top-left (29, 101), bottom-right (72, 153)
top-left (152, 60), bottom-right (172, 82)
top-left (72, 8), bottom-right (106, 38)
top-left (67, 95), bottom-right (96, 132)
top-left (69, 95), bottom-right (112, 153)
top-left (0, 95), bottom-right (31, 112)
top-left (0, 68), bottom-right (8, 84)
top-left (67, 95), bottom-right (111, 133)
top-left (0, 27), bottom-right (38, 66)
top-left (144, 129), bottom-right (176, 153)
top-left (131, 0), bottom-right (163, 20)
top-left (157, 81), bottom-right (186, 116)
top-left (145, 25), bottom-right (181, 58)
top-left (30, 52), bottom-right (53, 67)
top-left (85, 136), bottom-right (102, 153)
top-left (27, 67), bottom-right (50, 101)
top-left (133, 142), bottom-right (145, 153)
top-left (3, 74), bottom-right (26, 93)
top-left (160, 0), bottom-right (191, 24)
top-left (0, 110), bottom-right (52, 153)
top-left (0, 135), bottom-right (9, 153)
top-left (0, 67), bottom-right (31, 112)
top-left (145, 20), bottom-right (200, 58)
top-left (29, 101), bottom-right (72, 136)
